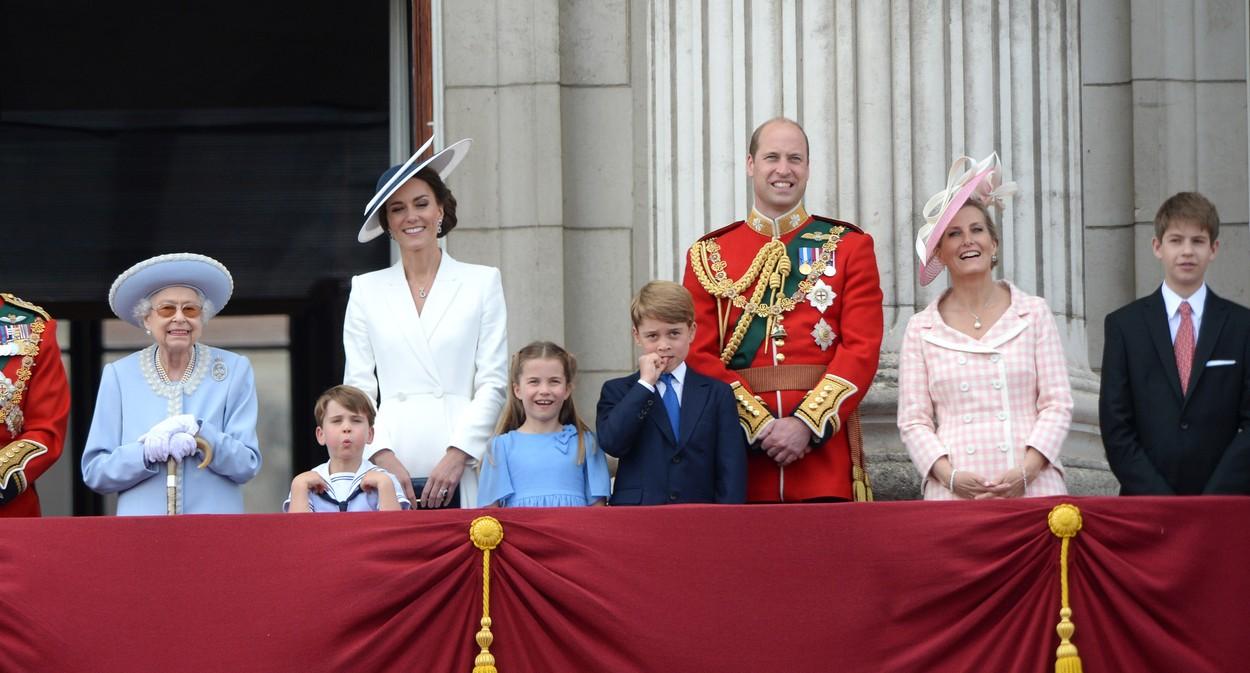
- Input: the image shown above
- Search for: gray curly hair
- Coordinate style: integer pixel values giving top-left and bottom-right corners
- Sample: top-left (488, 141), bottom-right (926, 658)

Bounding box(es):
top-left (133, 286), bottom-right (216, 326)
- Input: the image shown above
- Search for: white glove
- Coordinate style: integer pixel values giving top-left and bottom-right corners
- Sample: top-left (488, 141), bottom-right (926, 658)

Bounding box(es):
top-left (141, 431), bottom-right (172, 464)
top-left (168, 432), bottom-right (199, 463)
top-left (151, 414), bottom-right (200, 437)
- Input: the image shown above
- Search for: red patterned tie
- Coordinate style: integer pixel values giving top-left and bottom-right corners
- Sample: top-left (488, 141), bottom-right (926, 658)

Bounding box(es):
top-left (1175, 301), bottom-right (1195, 394)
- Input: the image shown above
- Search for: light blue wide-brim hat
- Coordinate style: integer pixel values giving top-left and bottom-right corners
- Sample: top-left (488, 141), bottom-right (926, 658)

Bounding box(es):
top-left (108, 253), bottom-right (234, 328)
top-left (357, 135), bottom-right (472, 243)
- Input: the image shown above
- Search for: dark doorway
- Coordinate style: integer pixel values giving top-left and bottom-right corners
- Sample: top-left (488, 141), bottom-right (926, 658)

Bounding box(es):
top-left (2, 0), bottom-right (400, 513)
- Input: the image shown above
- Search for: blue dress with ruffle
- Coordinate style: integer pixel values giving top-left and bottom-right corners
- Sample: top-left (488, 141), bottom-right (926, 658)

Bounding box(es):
top-left (478, 425), bottom-right (611, 507)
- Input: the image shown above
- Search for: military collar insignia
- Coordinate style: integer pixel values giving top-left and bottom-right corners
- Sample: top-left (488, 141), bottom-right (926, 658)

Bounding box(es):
top-left (747, 202), bottom-right (810, 237)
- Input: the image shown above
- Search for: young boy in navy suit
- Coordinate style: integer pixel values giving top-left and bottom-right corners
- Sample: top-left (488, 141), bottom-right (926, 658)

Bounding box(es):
top-left (1100, 192), bottom-right (1250, 494)
top-left (596, 281), bottom-right (747, 504)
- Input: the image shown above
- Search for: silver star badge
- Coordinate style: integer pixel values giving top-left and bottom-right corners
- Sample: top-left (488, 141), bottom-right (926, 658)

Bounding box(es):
top-left (806, 278), bottom-right (835, 313)
top-left (811, 318), bottom-right (836, 351)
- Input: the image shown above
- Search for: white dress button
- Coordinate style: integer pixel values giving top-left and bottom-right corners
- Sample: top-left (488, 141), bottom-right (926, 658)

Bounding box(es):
top-left (992, 381), bottom-right (1003, 390)
top-left (966, 446), bottom-right (976, 454)
top-left (433, 390), bottom-right (444, 399)
top-left (959, 382), bottom-right (970, 392)
top-left (396, 393), bottom-right (407, 402)
top-left (957, 355), bottom-right (967, 365)
top-left (962, 414), bottom-right (973, 423)
top-left (997, 411), bottom-right (1007, 421)
top-left (999, 443), bottom-right (1009, 452)
top-left (990, 354), bottom-right (1001, 363)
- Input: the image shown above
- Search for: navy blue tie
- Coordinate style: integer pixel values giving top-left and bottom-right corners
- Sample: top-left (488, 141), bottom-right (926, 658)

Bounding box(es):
top-left (659, 372), bottom-right (680, 438)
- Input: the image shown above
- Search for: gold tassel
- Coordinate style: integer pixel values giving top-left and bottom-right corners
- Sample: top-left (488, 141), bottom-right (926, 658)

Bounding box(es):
top-left (847, 409), bottom-right (872, 502)
top-left (1048, 504), bottom-right (1085, 673)
top-left (469, 516), bottom-right (505, 673)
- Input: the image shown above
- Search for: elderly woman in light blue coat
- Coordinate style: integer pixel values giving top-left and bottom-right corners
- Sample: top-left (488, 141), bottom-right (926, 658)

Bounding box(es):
top-left (82, 253), bottom-right (261, 514)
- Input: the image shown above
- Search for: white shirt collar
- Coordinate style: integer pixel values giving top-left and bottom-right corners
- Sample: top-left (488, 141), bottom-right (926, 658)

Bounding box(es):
top-left (1161, 282), bottom-right (1207, 320)
top-left (665, 361), bottom-right (688, 385)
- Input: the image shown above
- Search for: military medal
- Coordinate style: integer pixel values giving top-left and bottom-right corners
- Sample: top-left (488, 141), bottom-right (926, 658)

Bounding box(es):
top-left (0, 323), bottom-right (32, 356)
top-left (806, 278), bottom-right (836, 313)
top-left (823, 250), bottom-right (837, 276)
top-left (797, 247), bottom-right (819, 276)
top-left (0, 314), bottom-right (24, 324)
top-left (811, 318), bottom-right (836, 351)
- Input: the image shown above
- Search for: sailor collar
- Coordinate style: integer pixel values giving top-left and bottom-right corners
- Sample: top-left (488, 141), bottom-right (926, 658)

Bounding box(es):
top-left (747, 202), bottom-right (811, 237)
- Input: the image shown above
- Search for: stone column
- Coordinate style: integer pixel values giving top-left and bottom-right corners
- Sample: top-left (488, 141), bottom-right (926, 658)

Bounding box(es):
top-left (436, 0), bottom-right (646, 419)
top-left (644, 0), bottom-right (1104, 495)
top-left (1082, 0), bottom-right (1250, 355)
top-left (439, 0), bottom-right (567, 347)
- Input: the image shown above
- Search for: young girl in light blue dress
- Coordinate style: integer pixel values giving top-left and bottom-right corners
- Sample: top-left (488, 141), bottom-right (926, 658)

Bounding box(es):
top-left (478, 341), bottom-right (611, 507)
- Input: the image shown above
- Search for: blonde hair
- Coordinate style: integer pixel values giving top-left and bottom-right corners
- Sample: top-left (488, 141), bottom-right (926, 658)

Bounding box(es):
top-left (492, 341), bottom-right (593, 464)
top-left (630, 280), bottom-right (695, 327)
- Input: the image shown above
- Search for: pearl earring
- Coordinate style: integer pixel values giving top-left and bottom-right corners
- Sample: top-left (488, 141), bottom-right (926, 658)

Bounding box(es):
top-left (991, 254), bottom-right (998, 263)
top-left (145, 329), bottom-right (152, 336)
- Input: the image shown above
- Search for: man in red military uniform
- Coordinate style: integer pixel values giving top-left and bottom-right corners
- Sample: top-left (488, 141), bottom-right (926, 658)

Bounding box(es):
top-left (682, 118), bottom-right (883, 502)
top-left (0, 293), bottom-right (69, 516)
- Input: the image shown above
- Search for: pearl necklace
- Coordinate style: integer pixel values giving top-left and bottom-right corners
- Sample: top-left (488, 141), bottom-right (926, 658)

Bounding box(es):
top-left (154, 347), bottom-right (196, 384)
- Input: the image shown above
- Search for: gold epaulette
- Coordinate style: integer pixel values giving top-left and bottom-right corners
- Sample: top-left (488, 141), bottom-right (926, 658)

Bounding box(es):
top-left (730, 381), bottom-right (775, 443)
top-left (0, 293), bottom-right (51, 321)
top-left (793, 374), bottom-right (857, 437)
top-left (0, 439), bottom-right (48, 495)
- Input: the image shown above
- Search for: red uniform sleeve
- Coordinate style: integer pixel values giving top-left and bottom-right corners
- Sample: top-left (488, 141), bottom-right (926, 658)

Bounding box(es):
top-left (7, 318), bottom-right (69, 487)
top-left (818, 232), bottom-right (883, 421)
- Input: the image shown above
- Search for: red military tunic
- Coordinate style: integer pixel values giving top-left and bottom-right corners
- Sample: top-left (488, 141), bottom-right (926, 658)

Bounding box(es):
top-left (0, 293), bottom-right (69, 517)
top-left (682, 204), bottom-right (883, 501)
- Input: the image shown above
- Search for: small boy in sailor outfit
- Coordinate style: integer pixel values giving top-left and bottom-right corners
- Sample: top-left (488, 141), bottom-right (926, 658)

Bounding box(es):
top-left (285, 385), bottom-right (409, 512)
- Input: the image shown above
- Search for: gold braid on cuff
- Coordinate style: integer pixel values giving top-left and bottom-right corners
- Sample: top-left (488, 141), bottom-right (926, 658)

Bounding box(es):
top-left (0, 439), bottom-right (48, 495)
top-left (730, 382), bottom-right (775, 443)
top-left (793, 374), bottom-right (857, 437)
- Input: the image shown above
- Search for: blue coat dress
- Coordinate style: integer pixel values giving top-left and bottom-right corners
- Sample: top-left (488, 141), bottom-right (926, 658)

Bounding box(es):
top-left (82, 343), bottom-right (262, 515)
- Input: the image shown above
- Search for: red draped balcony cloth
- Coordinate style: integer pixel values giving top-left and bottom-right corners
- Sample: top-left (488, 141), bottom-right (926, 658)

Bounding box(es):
top-left (2, 496), bottom-right (1248, 672)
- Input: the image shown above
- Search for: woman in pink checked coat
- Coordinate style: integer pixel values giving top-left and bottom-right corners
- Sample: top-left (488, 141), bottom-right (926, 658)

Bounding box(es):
top-left (898, 153), bottom-right (1072, 500)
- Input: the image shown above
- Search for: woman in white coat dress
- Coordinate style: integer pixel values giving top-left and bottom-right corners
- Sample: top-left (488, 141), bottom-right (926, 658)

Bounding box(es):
top-left (344, 137), bottom-right (508, 508)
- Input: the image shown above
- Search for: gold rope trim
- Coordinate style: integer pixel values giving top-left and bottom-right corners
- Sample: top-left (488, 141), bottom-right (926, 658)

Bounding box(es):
top-left (688, 228), bottom-right (845, 364)
top-left (470, 516), bottom-right (504, 673)
top-left (1048, 504), bottom-right (1085, 673)
top-left (0, 293), bottom-right (51, 320)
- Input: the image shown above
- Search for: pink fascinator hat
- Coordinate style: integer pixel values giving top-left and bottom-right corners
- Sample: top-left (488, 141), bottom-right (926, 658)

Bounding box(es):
top-left (914, 152), bottom-right (1017, 286)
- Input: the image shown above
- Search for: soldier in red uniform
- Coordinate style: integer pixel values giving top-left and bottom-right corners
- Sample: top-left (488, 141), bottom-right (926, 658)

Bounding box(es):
top-left (682, 118), bottom-right (883, 502)
top-left (0, 293), bottom-right (69, 516)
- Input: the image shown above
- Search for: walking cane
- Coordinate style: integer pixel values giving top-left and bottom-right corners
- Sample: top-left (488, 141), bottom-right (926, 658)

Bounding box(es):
top-left (166, 437), bottom-right (215, 515)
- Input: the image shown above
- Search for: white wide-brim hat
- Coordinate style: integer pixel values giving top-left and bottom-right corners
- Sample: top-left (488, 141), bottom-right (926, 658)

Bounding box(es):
top-left (357, 136), bottom-right (472, 243)
top-left (915, 152), bottom-right (1017, 286)
top-left (108, 253), bottom-right (234, 328)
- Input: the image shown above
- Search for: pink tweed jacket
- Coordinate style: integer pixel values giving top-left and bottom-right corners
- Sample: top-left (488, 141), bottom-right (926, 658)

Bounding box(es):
top-left (898, 281), bottom-right (1072, 500)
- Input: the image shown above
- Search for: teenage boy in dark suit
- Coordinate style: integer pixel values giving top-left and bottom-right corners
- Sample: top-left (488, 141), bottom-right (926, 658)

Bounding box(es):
top-left (1100, 191), bottom-right (1250, 494)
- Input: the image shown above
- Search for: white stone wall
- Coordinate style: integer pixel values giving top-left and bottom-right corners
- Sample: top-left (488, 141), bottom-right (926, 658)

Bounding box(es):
top-left (439, 0), bottom-right (642, 419)
top-left (1082, 0), bottom-right (1250, 370)
top-left (434, 0), bottom-right (1250, 474)
top-left (641, 0), bottom-right (1100, 459)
